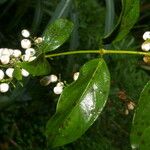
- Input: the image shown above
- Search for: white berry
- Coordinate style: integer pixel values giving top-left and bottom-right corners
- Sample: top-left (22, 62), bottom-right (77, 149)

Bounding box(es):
top-left (125, 109), bottom-right (129, 115)
top-left (21, 29), bottom-right (30, 38)
top-left (25, 48), bottom-right (36, 56)
top-left (73, 72), bottom-right (79, 81)
top-left (21, 39), bottom-right (31, 49)
top-left (0, 70), bottom-right (4, 80)
top-left (0, 83), bottom-right (9, 93)
top-left (56, 82), bottom-right (64, 88)
top-left (21, 54), bottom-right (30, 61)
top-left (127, 102), bottom-right (135, 110)
top-left (34, 37), bottom-right (43, 44)
top-left (143, 31), bottom-right (150, 40)
top-left (13, 49), bottom-right (22, 58)
top-left (8, 49), bottom-right (14, 55)
top-left (1, 48), bottom-right (11, 56)
top-left (28, 56), bottom-right (36, 62)
top-left (141, 42), bottom-right (150, 51)
top-left (6, 68), bottom-right (14, 78)
top-left (0, 55), bottom-right (10, 64)
top-left (21, 69), bottom-right (29, 77)
top-left (49, 74), bottom-right (58, 82)
top-left (53, 86), bottom-right (63, 95)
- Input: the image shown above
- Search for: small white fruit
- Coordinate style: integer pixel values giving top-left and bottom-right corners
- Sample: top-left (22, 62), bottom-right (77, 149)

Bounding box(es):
top-left (53, 86), bottom-right (63, 95)
top-left (21, 29), bottom-right (30, 38)
top-left (143, 56), bottom-right (150, 64)
top-left (28, 56), bottom-right (36, 62)
top-left (0, 83), bottom-right (9, 93)
top-left (49, 74), bottom-right (58, 82)
top-left (21, 69), bottom-right (29, 77)
top-left (56, 82), bottom-right (64, 88)
top-left (143, 31), bottom-right (150, 40)
top-left (6, 68), bottom-right (14, 78)
top-left (73, 72), bottom-right (79, 81)
top-left (141, 42), bottom-right (150, 51)
top-left (0, 55), bottom-right (10, 64)
top-left (34, 37), bottom-right (43, 44)
top-left (0, 70), bottom-right (4, 80)
top-left (21, 39), bottom-right (31, 49)
top-left (21, 54), bottom-right (30, 61)
top-left (125, 109), bottom-right (129, 115)
top-left (127, 102), bottom-right (135, 110)
top-left (25, 48), bottom-right (36, 56)
top-left (13, 49), bottom-right (22, 58)
top-left (1, 48), bottom-right (11, 56)
top-left (8, 49), bottom-right (14, 55)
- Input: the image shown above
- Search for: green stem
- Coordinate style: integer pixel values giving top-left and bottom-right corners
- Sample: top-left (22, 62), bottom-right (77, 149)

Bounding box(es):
top-left (45, 49), bottom-right (150, 58)
top-left (103, 49), bottom-right (150, 56)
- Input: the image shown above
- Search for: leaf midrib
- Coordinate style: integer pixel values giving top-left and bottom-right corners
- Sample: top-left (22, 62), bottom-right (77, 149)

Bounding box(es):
top-left (57, 59), bottom-right (103, 130)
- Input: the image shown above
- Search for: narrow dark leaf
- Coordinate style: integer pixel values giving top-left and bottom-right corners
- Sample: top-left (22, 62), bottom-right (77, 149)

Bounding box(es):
top-left (104, 0), bottom-right (115, 35)
top-left (39, 19), bottom-right (74, 53)
top-left (20, 54), bottom-right (51, 76)
top-left (103, 0), bottom-right (140, 44)
top-left (130, 81), bottom-right (150, 149)
top-left (31, 0), bottom-right (43, 33)
top-left (45, 58), bottom-right (110, 148)
top-left (50, 0), bottom-right (72, 23)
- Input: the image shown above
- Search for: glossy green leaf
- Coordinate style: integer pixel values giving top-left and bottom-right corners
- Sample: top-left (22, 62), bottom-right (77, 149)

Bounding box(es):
top-left (130, 81), bottom-right (150, 149)
top-left (103, 0), bottom-right (140, 44)
top-left (45, 58), bottom-right (110, 148)
top-left (20, 54), bottom-right (51, 76)
top-left (39, 19), bottom-right (74, 53)
top-left (139, 127), bottom-right (150, 150)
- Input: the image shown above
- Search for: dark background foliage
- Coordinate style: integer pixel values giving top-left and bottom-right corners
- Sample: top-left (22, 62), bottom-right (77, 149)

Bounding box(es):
top-left (0, 0), bottom-right (150, 149)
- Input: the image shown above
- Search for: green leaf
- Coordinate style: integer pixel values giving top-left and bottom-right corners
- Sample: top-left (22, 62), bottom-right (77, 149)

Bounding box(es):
top-left (130, 81), bottom-right (150, 149)
top-left (103, 0), bottom-right (140, 44)
top-left (139, 127), bottom-right (150, 150)
top-left (45, 58), bottom-right (110, 148)
top-left (13, 66), bottom-right (22, 80)
top-left (20, 54), bottom-right (51, 76)
top-left (104, 0), bottom-right (115, 35)
top-left (31, 0), bottom-right (43, 33)
top-left (39, 19), bottom-right (74, 53)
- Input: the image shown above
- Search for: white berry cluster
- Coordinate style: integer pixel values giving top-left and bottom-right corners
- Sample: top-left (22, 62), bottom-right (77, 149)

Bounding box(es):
top-left (40, 72), bottom-right (80, 95)
top-left (141, 31), bottom-right (150, 51)
top-left (0, 48), bottom-right (30, 93)
top-left (0, 29), bottom-right (42, 93)
top-left (40, 74), bottom-right (64, 95)
top-left (21, 29), bottom-right (39, 62)
top-left (141, 31), bottom-right (150, 64)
